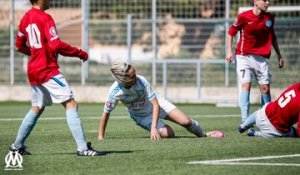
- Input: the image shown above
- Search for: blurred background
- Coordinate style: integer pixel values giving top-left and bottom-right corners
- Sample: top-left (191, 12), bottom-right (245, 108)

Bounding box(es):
top-left (0, 0), bottom-right (299, 103)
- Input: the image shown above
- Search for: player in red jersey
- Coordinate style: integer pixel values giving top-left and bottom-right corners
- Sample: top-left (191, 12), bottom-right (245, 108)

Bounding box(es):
top-left (226, 0), bottom-right (285, 124)
top-left (238, 82), bottom-right (300, 138)
top-left (9, 0), bottom-right (102, 156)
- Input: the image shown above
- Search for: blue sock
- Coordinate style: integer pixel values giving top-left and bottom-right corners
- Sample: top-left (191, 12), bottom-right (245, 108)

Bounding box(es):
top-left (66, 108), bottom-right (87, 151)
top-left (240, 90), bottom-right (250, 123)
top-left (14, 110), bottom-right (39, 149)
top-left (241, 111), bottom-right (257, 129)
top-left (261, 93), bottom-right (271, 107)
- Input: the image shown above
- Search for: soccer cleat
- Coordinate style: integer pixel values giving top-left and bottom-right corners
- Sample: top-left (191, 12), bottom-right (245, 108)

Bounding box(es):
top-left (9, 144), bottom-right (31, 155)
top-left (205, 130), bottom-right (224, 138)
top-left (77, 142), bottom-right (104, 156)
top-left (237, 125), bottom-right (247, 133)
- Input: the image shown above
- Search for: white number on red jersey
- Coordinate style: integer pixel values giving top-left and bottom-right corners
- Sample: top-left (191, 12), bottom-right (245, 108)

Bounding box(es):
top-left (25, 24), bottom-right (42, 48)
top-left (278, 90), bottom-right (296, 108)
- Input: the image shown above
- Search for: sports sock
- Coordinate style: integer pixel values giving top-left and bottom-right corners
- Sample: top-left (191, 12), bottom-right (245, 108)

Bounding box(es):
top-left (240, 90), bottom-right (250, 123)
top-left (287, 127), bottom-right (297, 137)
top-left (261, 93), bottom-right (271, 107)
top-left (186, 119), bottom-right (205, 137)
top-left (66, 108), bottom-right (87, 151)
top-left (14, 110), bottom-right (39, 149)
top-left (240, 111), bottom-right (257, 129)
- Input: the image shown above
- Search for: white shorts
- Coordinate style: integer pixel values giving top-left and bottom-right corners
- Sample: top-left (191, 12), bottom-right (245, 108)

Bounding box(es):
top-left (132, 94), bottom-right (176, 132)
top-left (31, 74), bottom-right (74, 108)
top-left (256, 105), bottom-right (294, 138)
top-left (236, 54), bottom-right (271, 85)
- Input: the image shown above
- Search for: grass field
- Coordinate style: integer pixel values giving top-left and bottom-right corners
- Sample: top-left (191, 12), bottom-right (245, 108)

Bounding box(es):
top-left (1, 102), bottom-right (300, 175)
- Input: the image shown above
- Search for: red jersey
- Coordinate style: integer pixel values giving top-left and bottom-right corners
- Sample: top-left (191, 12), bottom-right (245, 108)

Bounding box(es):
top-left (265, 83), bottom-right (300, 136)
top-left (16, 7), bottom-right (87, 85)
top-left (228, 9), bottom-right (275, 58)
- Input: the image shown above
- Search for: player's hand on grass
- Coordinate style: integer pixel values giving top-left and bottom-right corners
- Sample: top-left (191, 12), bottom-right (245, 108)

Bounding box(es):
top-left (150, 128), bottom-right (161, 140)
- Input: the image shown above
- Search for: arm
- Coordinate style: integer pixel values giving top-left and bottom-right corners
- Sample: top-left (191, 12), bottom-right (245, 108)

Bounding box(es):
top-left (98, 111), bottom-right (110, 140)
top-left (49, 39), bottom-right (88, 62)
top-left (15, 31), bottom-right (31, 56)
top-left (297, 113), bottom-right (300, 137)
top-left (45, 16), bottom-right (88, 61)
top-left (226, 15), bottom-right (241, 63)
top-left (149, 98), bottom-right (161, 140)
top-left (272, 33), bottom-right (284, 69)
top-left (226, 34), bottom-right (234, 63)
top-left (54, 39), bottom-right (88, 61)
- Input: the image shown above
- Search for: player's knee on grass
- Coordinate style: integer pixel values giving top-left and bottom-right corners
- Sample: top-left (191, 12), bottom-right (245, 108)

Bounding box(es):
top-left (160, 125), bottom-right (175, 138)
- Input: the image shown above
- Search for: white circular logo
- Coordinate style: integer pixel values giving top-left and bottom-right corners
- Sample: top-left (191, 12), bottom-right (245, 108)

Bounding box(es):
top-left (50, 26), bottom-right (58, 37)
top-left (5, 151), bottom-right (23, 170)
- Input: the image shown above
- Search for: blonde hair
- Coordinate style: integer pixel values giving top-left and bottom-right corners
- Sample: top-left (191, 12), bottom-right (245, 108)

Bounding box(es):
top-left (110, 62), bottom-right (136, 84)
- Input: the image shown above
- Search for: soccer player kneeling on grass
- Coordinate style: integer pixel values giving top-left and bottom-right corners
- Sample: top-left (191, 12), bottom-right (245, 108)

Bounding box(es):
top-left (98, 62), bottom-right (224, 140)
top-left (238, 82), bottom-right (300, 138)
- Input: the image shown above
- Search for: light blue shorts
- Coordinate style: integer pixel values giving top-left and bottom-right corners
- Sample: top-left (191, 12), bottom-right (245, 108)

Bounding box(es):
top-left (130, 94), bottom-right (176, 132)
top-left (137, 116), bottom-right (167, 132)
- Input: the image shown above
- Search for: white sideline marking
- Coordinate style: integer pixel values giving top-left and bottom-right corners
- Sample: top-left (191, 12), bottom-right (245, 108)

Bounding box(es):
top-left (188, 154), bottom-right (300, 167)
top-left (0, 114), bottom-right (240, 121)
top-left (0, 116), bottom-right (127, 121)
top-left (194, 114), bottom-right (239, 118)
top-left (86, 130), bottom-right (98, 133)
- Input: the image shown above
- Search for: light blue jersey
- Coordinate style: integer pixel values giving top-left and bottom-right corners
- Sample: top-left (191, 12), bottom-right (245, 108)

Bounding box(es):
top-left (104, 75), bottom-right (176, 125)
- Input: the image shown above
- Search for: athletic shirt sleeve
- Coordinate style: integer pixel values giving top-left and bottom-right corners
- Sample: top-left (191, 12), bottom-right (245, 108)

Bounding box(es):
top-left (103, 82), bottom-right (120, 113)
top-left (44, 15), bottom-right (59, 42)
top-left (45, 15), bottom-right (86, 58)
top-left (137, 75), bottom-right (156, 101)
top-left (228, 13), bottom-right (245, 36)
top-left (15, 13), bottom-right (31, 55)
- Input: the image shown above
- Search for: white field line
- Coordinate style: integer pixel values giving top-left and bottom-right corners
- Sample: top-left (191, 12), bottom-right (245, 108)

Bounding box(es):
top-left (192, 162), bottom-right (300, 167)
top-left (86, 130), bottom-right (99, 133)
top-left (0, 114), bottom-right (240, 121)
top-left (188, 154), bottom-right (300, 167)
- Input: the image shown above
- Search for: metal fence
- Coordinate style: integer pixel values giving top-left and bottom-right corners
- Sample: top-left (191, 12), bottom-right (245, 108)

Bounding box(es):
top-left (0, 0), bottom-right (299, 103)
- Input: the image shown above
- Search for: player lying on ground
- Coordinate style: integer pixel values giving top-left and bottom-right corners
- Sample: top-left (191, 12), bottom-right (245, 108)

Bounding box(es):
top-left (98, 62), bottom-right (224, 140)
top-left (238, 82), bottom-right (300, 138)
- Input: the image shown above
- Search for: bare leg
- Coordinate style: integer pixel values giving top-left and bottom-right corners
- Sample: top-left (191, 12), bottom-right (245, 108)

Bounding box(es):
top-left (165, 108), bottom-right (205, 137)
